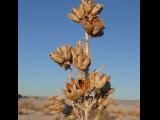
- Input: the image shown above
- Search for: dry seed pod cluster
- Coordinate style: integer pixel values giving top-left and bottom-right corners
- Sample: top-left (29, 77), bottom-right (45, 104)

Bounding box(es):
top-left (49, 45), bottom-right (72, 70)
top-left (64, 76), bottom-right (89, 101)
top-left (49, 0), bottom-right (114, 119)
top-left (50, 41), bottom-right (91, 71)
top-left (63, 70), bottom-right (114, 101)
top-left (71, 41), bottom-right (91, 71)
top-left (68, 0), bottom-right (105, 37)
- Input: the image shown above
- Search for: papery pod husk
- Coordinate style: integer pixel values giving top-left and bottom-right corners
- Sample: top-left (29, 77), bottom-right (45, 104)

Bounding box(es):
top-left (75, 41), bottom-right (85, 55)
top-left (49, 51), bottom-right (64, 64)
top-left (92, 26), bottom-right (101, 35)
top-left (50, 45), bottom-right (73, 70)
top-left (81, 0), bottom-right (93, 14)
top-left (94, 73), bottom-right (109, 89)
top-left (72, 54), bottom-right (91, 71)
top-left (99, 77), bottom-right (111, 94)
top-left (71, 40), bottom-right (91, 71)
top-left (81, 17), bottom-right (95, 35)
top-left (72, 8), bottom-right (84, 20)
top-left (70, 77), bottom-right (78, 85)
top-left (78, 79), bottom-right (89, 92)
top-left (71, 47), bottom-right (77, 58)
top-left (64, 88), bottom-right (83, 101)
top-left (80, 16), bottom-right (105, 37)
top-left (91, 3), bottom-right (103, 16)
top-left (71, 40), bottom-right (85, 57)
top-left (92, 19), bottom-right (105, 35)
top-left (68, 13), bottom-right (81, 23)
top-left (61, 45), bottom-right (72, 61)
top-left (79, 3), bottom-right (85, 16)
top-left (64, 82), bottom-right (84, 100)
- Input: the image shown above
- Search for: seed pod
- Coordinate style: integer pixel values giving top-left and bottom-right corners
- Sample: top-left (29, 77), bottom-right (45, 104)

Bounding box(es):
top-left (49, 51), bottom-right (64, 64)
top-left (92, 26), bottom-right (101, 35)
top-left (79, 3), bottom-right (85, 15)
top-left (61, 45), bottom-right (72, 61)
top-left (81, 18), bottom-right (94, 35)
top-left (82, 1), bottom-right (93, 14)
top-left (78, 80), bottom-right (85, 91)
top-left (68, 13), bottom-right (80, 23)
top-left (92, 19), bottom-right (105, 36)
top-left (71, 47), bottom-right (76, 58)
top-left (76, 47), bottom-right (83, 55)
top-left (72, 54), bottom-right (91, 71)
top-left (91, 4), bottom-right (103, 16)
top-left (72, 8), bottom-right (84, 20)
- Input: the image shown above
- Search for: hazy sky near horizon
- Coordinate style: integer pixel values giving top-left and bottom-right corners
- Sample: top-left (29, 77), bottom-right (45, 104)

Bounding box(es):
top-left (18, 0), bottom-right (140, 100)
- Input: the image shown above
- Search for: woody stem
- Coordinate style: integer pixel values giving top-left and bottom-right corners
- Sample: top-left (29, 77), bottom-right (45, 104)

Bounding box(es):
top-left (85, 32), bottom-right (89, 56)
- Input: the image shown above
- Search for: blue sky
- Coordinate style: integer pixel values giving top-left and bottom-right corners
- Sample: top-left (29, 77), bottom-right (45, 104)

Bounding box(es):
top-left (18, 0), bottom-right (140, 100)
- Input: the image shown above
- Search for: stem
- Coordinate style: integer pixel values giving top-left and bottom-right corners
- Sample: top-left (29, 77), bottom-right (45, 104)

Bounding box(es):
top-left (85, 32), bottom-right (89, 56)
top-left (85, 109), bottom-right (88, 120)
top-left (71, 102), bottom-right (81, 119)
top-left (84, 98), bottom-right (88, 120)
top-left (95, 108), bottom-right (102, 120)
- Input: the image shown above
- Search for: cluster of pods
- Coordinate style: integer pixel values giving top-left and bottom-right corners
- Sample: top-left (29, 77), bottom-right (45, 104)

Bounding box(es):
top-left (68, 0), bottom-right (105, 37)
top-left (49, 41), bottom-right (91, 71)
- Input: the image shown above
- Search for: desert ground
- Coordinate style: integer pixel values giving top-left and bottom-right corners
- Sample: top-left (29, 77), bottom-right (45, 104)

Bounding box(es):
top-left (18, 96), bottom-right (140, 120)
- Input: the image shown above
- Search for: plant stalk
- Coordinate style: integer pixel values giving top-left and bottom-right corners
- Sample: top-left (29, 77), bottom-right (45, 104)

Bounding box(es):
top-left (85, 32), bottom-right (89, 56)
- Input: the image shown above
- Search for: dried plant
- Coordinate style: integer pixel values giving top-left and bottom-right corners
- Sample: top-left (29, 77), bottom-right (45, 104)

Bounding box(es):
top-left (47, 0), bottom-right (114, 120)
top-left (68, 0), bottom-right (105, 37)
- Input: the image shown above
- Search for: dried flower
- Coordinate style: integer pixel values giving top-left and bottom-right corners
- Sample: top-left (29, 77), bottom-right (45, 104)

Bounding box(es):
top-left (71, 41), bottom-right (91, 71)
top-left (49, 45), bottom-right (72, 70)
top-left (64, 82), bottom-right (83, 100)
top-left (68, 0), bottom-right (105, 37)
top-left (88, 72), bottom-right (111, 90)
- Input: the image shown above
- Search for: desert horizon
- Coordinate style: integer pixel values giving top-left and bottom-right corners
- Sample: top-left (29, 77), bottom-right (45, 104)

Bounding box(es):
top-left (18, 95), bottom-right (140, 120)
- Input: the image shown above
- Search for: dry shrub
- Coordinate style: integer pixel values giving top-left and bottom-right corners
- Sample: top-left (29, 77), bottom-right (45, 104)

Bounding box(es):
top-left (18, 99), bottom-right (44, 111)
